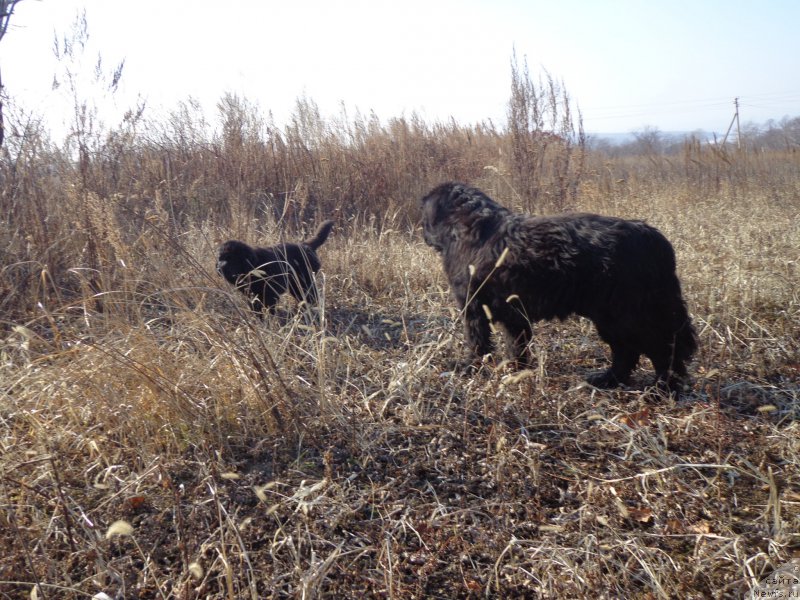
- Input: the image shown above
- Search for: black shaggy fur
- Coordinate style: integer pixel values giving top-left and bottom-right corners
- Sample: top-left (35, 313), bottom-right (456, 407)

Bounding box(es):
top-left (217, 220), bottom-right (334, 316)
top-left (421, 182), bottom-right (697, 390)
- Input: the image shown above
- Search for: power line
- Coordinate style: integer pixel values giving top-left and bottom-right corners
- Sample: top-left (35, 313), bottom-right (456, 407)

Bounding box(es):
top-left (582, 104), bottom-right (733, 122)
top-left (736, 90), bottom-right (800, 101)
top-left (581, 90), bottom-right (800, 118)
top-left (584, 100), bottom-right (730, 114)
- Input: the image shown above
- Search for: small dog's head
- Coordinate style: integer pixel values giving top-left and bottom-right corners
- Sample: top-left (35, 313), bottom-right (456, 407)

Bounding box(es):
top-left (217, 240), bottom-right (257, 284)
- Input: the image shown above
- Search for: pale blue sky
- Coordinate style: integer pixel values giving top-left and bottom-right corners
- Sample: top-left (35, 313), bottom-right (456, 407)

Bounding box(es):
top-left (3, 0), bottom-right (799, 137)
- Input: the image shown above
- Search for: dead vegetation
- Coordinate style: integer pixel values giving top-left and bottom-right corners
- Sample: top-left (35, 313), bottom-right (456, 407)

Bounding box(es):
top-left (1, 61), bottom-right (799, 598)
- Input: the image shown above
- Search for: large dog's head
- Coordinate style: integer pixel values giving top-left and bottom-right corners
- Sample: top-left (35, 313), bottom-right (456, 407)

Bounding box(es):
top-left (217, 240), bottom-right (259, 285)
top-left (420, 182), bottom-right (510, 252)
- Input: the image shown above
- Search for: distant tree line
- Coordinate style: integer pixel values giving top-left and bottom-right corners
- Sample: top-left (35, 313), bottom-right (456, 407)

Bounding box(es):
top-left (590, 115), bottom-right (800, 157)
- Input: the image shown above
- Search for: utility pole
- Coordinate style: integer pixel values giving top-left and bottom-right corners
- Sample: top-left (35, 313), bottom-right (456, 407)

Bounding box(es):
top-left (721, 97), bottom-right (742, 149)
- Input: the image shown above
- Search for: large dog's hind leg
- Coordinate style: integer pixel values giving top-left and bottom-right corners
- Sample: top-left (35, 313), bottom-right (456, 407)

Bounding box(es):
top-left (588, 324), bottom-right (639, 387)
top-left (646, 342), bottom-right (690, 393)
top-left (587, 344), bottom-right (639, 388)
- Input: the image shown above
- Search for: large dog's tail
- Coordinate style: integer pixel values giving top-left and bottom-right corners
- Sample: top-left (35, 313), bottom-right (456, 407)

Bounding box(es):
top-left (674, 313), bottom-right (698, 371)
top-left (669, 289), bottom-right (699, 376)
top-left (304, 220), bottom-right (335, 250)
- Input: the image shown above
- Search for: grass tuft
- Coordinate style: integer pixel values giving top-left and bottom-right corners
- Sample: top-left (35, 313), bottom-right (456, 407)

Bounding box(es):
top-left (1, 89), bottom-right (799, 598)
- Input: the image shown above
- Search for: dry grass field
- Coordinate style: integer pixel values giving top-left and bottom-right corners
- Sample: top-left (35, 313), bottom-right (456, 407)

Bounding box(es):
top-left (1, 85), bottom-right (799, 598)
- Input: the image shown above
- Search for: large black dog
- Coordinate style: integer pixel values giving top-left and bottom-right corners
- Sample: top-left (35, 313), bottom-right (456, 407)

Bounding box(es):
top-left (217, 220), bottom-right (334, 316)
top-left (421, 182), bottom-right (697, 390)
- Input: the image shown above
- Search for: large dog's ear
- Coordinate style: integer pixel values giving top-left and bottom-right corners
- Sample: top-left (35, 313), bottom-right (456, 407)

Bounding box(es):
top-left (444, 184), bottom-right (505, 246)
top-left (422, 182), bottom-right (509, 251)
top-left (422, 182), bottom-right (478, 226)
top-left (447, 184), bottom-right (500, 221)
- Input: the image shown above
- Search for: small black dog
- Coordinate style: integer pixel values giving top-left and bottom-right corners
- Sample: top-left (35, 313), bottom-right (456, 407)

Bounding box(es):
top-left (217, 220), bottom-right (334, 316)
top-left (421, 182), bottom-right (697, 391)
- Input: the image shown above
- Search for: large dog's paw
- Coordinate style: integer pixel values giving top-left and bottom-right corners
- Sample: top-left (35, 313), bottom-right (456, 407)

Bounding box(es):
top-left (585, 369), bottom-right (627, 389)
top-left (442, 354), bottom-right (501, 375)
top-left (649, 373), bottom-right (693, 398)
top-left (445, 357), bottom-right (481, 374)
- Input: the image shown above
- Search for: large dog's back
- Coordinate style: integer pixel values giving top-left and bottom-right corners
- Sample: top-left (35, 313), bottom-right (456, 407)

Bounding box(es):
top-left (518, 213), bottom-right (697, 368)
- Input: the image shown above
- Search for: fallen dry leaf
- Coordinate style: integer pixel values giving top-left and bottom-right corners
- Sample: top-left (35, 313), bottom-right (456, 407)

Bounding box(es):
top-left (620, 408), bottom-right (652, 428)
top-left (688, 520), bottom-right (712, 534)
top-left (126, 495), bottom-right (147, 510)
top-left (628, 506), bottom-right (654, 523)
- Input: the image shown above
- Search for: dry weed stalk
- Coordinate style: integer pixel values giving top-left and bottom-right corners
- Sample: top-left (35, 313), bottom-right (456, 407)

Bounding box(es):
top-left (1, 82), bottom-right (799, 597)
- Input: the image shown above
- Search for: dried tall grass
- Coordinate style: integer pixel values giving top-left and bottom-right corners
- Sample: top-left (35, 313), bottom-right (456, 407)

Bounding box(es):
top-left (1, 80), bottom-right (799, 598)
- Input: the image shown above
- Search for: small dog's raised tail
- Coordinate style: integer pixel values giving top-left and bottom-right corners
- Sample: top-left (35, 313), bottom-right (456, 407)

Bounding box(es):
top-left (304, 220), bottom-right (335, 250)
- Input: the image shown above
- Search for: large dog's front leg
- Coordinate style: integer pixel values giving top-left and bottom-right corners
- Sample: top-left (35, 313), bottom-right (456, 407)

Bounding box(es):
top-left (463, 300), bottom-right (494, 361)
top-left (502, 319), bottom-right (534, 369)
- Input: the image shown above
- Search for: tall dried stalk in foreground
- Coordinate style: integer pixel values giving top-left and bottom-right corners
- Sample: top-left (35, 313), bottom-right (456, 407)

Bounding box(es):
top-left (1, 82), bottom-right (799, 597)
